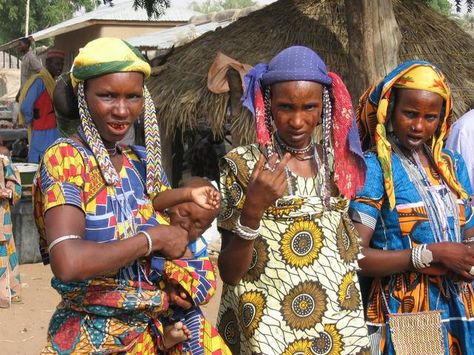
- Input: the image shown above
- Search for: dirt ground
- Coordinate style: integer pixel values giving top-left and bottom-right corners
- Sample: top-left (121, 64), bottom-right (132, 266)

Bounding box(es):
top-left (0, 259), bottom-right (223, 355)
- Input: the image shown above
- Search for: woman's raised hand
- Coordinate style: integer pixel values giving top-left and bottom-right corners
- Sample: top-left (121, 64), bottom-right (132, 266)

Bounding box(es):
top-left (245, 153), bottom-right (292, 211)
top-left (429, 242), bottom-right (474, 281)
top-left (149, 225), bottom-right (189, 259)
top-left (190, 186), bottom-right (221, 210)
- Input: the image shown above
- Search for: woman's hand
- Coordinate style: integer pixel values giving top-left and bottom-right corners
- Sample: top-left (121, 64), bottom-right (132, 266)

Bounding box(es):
top-left (0, 187), bottom-right (12, 200)
top-left (190, 186), bottom-right (221, 210)
top-left (148, 225), bottom-right (188, 259)
top-left (429, 242), bottom-right (474, 281)
top-left (245, 153), bottom-right (292, 212)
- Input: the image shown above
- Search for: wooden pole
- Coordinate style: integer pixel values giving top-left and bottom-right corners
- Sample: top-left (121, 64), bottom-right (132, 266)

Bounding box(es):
top-left (25, 0), bottom-right (30, 36)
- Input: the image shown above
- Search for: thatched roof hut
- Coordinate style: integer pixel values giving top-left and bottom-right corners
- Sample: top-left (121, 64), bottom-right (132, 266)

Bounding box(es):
top-left (147, 0), bottom-right (474, 143)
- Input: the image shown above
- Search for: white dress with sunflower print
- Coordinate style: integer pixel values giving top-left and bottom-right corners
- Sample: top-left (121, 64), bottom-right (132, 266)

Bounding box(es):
top-left (217, 145), bottom-right (370, 355)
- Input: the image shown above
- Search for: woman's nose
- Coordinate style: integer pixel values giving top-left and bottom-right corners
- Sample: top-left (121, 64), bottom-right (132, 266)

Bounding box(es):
top-left (289, 112), bottom-right (305, 128)
top-left (112, 99), bottom-right (128, 117)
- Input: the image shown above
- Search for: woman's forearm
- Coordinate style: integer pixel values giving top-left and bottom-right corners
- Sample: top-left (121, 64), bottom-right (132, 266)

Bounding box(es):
top-left (218, 230), bottom-right (256, 285)
top-left (358, 247), bottom-right (413, 277)
top-left (50, 234), bottom-right (149, 282)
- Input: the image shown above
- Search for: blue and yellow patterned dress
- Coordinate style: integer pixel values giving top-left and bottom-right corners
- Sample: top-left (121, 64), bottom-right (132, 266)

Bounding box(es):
top-left (349, 150), bottom-right (474, 354)
top-left (34, 139), bottom-right (228, 354)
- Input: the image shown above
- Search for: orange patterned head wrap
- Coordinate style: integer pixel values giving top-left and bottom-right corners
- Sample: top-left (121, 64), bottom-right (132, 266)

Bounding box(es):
top-left (356, 60), bottom-right (465, 209)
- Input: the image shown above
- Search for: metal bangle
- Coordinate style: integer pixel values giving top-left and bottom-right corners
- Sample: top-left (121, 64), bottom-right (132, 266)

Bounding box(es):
top-left (137, 230), bottom-right (153, 256)
top-left (48, 235), bottom-right (82, 254)
top-left (463, 237), bottom-right (474, 244)
top-left (233, 216), bottom-right (260, 240)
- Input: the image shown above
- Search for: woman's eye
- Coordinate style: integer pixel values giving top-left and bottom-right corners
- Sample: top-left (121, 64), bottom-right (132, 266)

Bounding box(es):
top-left (425, 115), bottom-right (438, 122)
top-left (404, 111), bottom-right (417, 118)
top-left (279, 104), bottom-right (292, 111)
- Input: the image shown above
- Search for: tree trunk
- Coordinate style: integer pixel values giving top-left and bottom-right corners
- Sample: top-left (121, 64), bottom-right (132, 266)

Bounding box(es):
top-left (344, 0), bottom-right (401, 103)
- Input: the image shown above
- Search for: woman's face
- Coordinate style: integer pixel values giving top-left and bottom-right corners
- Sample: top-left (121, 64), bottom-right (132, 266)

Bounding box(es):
top-left (271, 81), bottom-right (323, 149)
top-left (85, 72), bottom-right (145, 144)
top-left (391, 88), bottom-right (443, 154)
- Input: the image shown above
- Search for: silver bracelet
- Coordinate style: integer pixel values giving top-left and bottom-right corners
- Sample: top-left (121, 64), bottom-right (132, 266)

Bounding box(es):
top-left (233, 216), bottom-right (260, 240)
top-left (411, 244), bottom-right (429, 269)
top-left (137, 230), bottom-right (153, 256)
top-left (48, 235), bottom-right (82, 254)
top-left (463, 237), bottom-right (474, 244)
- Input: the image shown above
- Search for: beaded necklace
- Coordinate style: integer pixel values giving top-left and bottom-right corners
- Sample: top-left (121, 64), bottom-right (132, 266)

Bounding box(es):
top-left (390, 137), bottom-right (461, 243)
top-left (274, 133), bottom-right (323, 196)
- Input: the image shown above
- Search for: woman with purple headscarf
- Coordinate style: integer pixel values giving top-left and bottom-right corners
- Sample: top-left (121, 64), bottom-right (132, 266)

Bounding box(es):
top-left (216, 46), bottom-right (371, 354)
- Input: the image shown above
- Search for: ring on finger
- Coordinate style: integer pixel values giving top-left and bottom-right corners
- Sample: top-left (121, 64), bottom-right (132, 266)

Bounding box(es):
top-left (469, 265), bottom-right (474, 276)
top-left (263, 163), bottom-right (275, 172)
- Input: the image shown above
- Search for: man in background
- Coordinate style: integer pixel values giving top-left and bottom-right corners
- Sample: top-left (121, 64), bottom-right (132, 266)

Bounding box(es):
top-left (17, 37), bottom-right (42, 95)
top-left (19, 49), bottom-right (64, 163)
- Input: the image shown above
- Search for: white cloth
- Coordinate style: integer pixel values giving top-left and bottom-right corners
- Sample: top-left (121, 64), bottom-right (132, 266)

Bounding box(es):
top-left (446, 109), bottom-right (474, 190)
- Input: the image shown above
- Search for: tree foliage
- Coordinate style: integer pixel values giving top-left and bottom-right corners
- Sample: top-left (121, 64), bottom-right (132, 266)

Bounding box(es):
top-left (190, 0), bottom-right (257, 14)
top-left (127, 0), bottom-right (472, 17)
top-left (422, 0), bottom-right (452, 16)
top-left (0, 0), bottom-right (98, 43)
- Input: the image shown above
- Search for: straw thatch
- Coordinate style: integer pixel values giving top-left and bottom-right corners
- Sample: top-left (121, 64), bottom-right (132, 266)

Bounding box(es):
top-left (147, 0), bottom-right (474, 143)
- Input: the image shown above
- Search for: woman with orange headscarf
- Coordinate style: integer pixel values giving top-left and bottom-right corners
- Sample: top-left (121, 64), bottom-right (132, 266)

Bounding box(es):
top-left (350, 61), bottom-right (474, 354)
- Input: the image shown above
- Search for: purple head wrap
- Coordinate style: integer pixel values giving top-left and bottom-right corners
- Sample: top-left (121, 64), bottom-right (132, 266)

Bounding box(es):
top-left (242, 46), bottom-right (332, 115)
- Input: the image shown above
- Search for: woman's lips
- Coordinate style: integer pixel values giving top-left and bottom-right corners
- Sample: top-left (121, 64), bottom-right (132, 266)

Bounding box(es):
top-left (107, 122), bottom-right (129, 133)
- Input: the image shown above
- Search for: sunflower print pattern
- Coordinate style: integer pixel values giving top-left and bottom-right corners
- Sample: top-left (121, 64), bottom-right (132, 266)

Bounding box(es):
top-left (217, 145), bottom-right (370, 354)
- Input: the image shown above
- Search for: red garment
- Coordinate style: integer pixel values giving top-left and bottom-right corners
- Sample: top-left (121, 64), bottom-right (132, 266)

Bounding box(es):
top-left (31, 90), bottom-right (56, 131)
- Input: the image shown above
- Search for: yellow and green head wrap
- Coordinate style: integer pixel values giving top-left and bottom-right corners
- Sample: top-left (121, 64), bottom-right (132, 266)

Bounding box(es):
top-left (357, 60), bottom-right (466, 209)
top-left (71, 37), bottom-right (163, 196)
top-left (71, 37), bottom-right (150, 87)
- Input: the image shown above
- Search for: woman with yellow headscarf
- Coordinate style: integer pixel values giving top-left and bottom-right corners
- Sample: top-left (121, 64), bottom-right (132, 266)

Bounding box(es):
top-left (33, 38), bottom-right (228, 354)
top-left (349, 60), bottom-right (474, 354)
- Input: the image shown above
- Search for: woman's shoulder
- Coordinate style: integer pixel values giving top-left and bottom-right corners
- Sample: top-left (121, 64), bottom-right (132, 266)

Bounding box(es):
top-left (42, 138), bottom-right (90, 165)
top-left (224, 144), bottom-right (261, 161)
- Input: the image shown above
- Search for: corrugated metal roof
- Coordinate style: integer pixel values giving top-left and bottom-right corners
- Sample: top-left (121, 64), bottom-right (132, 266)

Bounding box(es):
top-left (30, 1), bottom-right (201, 41)
top-left (126, 20), bottom-right (231, 49)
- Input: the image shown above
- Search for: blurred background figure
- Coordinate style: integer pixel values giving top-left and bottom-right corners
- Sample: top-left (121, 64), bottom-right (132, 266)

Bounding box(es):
top-left (18, 49), bottom-right (64, 163)
top-left (0, 138), bottom-right (22, 308)
top-left (446, 101), bottom-right (474, 190)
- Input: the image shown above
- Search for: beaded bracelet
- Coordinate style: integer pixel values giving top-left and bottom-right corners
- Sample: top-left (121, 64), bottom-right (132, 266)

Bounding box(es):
top-left (137, 230), bottom-right (153, 256)
top-left (233, 216), bottom-right (260, 240)
top-left (411, 244), bottom-right (429, 269)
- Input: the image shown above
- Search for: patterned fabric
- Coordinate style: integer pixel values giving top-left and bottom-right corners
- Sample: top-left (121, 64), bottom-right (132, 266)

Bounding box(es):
top-left (356, 60), bottom-right (465, 209)
top-left (34, 139), bottom-right (169, 353)
top-left (0, 155), bottom-right (22, 308)
top-left (217, 144), bottom-right (371, 354)
top-left (34, 139), bottom-right (228, 354)
top-left (147, 257), bottom-right (231, 355)
top-left (349, 150), bottom-right (474, 354)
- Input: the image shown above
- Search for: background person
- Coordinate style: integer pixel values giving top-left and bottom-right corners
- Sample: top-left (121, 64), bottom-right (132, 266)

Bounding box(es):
top-left (19, 49), bottom-right (64, 162)
top-left (0, 141), bottom-right (22, 308)
top-left (216, 46), bottom-right (370, 354)
top-left (445, 102), bottom-right (474, 190)
top-left (17, 37), bottom-right (42, 96)
top-left (351, 61), bottom-right (474, 354)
